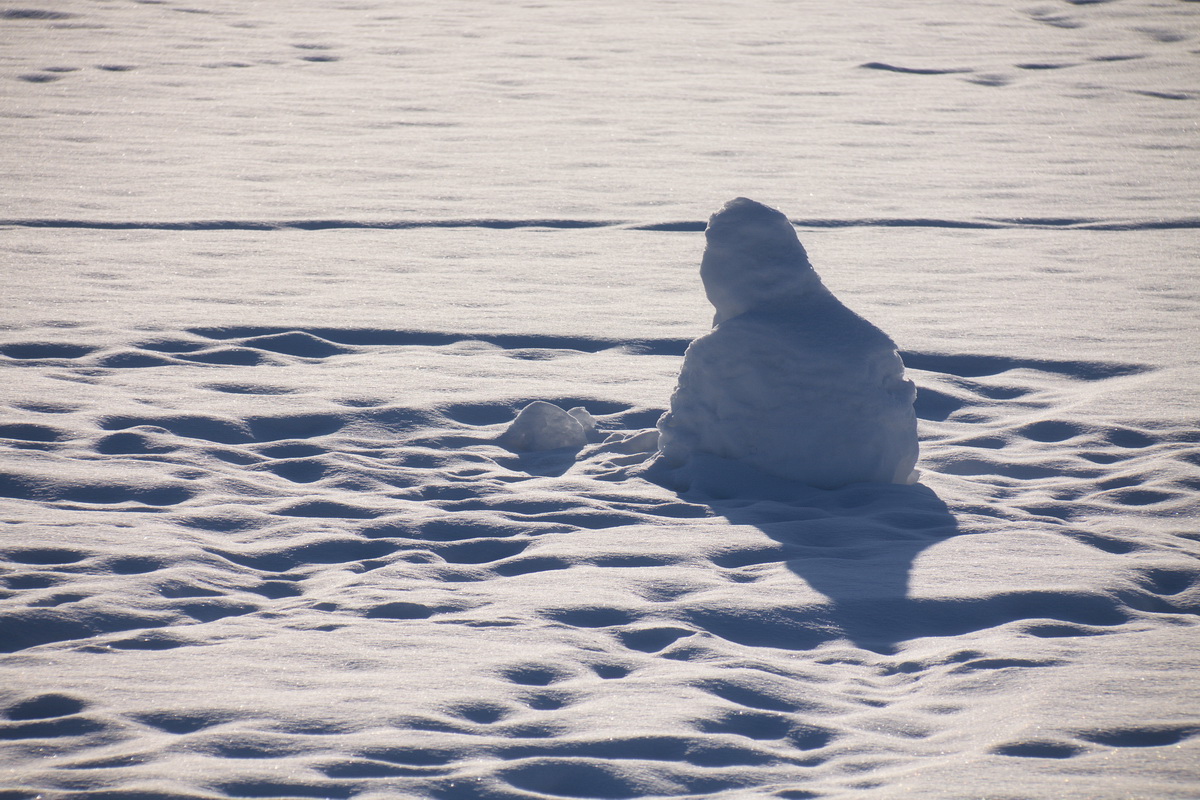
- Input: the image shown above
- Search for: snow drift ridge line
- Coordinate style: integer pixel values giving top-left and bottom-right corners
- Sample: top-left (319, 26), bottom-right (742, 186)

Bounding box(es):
top-left (2, 218), bottom-right (1197, 231)
top-left (0, 219), bottom-right (618, 231)
top-left (635, 218), bottom-right (1200, 231)
top-left (182, 326), bottom-right (694, 356)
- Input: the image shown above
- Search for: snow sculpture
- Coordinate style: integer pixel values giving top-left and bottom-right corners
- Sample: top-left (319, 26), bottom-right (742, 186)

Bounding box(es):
top-left (499, 401), bottom-right (588, 452)
top-left (656, 198), bottom-right (919, 489)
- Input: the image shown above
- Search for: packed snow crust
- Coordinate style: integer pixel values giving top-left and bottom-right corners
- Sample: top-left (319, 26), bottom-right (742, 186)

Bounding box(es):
top-left (657, 198), bottom-right (919, 489)
top-left (2, 2), bottom-right (1199, 800)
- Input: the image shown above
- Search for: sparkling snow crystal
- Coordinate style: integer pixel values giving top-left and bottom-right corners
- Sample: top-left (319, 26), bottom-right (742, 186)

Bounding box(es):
top-left (656, 197), bottom-right (919, 488)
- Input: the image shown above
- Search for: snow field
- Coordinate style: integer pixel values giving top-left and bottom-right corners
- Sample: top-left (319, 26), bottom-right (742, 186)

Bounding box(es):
top-left (2, 0), bottom-right (1199, 798)
top-left (2, 0), bottom-right (1199, 224)
top-left (1, 309), bottom-right (1197, 798)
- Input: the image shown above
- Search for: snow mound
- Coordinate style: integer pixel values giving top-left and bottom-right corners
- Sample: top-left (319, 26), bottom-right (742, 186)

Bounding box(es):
top-left (656, 198), bottom-right (919, 489)
top-left (498, 401), bottom-right (588, 452)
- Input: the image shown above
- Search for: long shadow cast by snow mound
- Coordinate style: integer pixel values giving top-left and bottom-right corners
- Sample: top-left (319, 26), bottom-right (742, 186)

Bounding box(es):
top-left (647, 457), bottom-right (962, 655)
top-left (636, 347), bottom-right (1160, 655)
top-left (672, 471), bottom-right (1126, 654)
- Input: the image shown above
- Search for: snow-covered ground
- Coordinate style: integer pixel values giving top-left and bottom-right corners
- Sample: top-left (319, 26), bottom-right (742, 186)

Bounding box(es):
top-left (1, 2), bottom-right (1198, 798)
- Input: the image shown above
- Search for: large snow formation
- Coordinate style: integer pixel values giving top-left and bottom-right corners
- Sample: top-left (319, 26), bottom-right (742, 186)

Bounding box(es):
top-left (656, 198), bottom-right (919, 488)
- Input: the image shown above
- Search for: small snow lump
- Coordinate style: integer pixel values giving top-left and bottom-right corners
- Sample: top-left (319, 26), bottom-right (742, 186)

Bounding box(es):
top-left (499, 401), bottom-right (588, 452)
top-left (656, 197), bottom-right (919, 489)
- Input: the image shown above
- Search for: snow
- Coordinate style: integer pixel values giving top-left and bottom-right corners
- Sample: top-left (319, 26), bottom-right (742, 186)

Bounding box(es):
top-left (699, 198), bottom-right (826, 328)
top-left (655, 198), bottom-right (919, 489)
top-left (1, 1), bottom-right (1199, 799)
top-left (499, 402), bottom-right (589, 452)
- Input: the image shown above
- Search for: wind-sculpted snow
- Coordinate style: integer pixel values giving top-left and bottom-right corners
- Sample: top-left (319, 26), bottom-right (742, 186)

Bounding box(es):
top-left (656, 199), bottom-right (919, 489)
top-left (1, 325), bottom-right (1198, 799)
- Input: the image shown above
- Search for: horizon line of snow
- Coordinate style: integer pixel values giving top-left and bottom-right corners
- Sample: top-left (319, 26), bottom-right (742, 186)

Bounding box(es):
top-left (2, 218), bottom-right (1198, 232)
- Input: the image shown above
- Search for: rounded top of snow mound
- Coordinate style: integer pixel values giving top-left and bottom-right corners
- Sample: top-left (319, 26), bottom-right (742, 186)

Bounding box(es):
top-left (700, 198), bottom-right (823, 325)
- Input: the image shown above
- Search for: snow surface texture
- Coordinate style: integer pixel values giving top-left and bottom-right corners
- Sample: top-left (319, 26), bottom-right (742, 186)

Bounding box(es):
top-left (2, 2), bottom-right (1199, 799)
top-left (656, 198), bottom-right (919, 489)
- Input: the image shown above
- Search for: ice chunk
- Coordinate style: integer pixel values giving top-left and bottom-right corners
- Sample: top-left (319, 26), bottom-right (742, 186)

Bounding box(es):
top-left (656, 198), bottom-right (919, 489)
top-left (499, 401), bottom-right (588, 452)
top-left (567, 406), bottom-right (598, 436)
